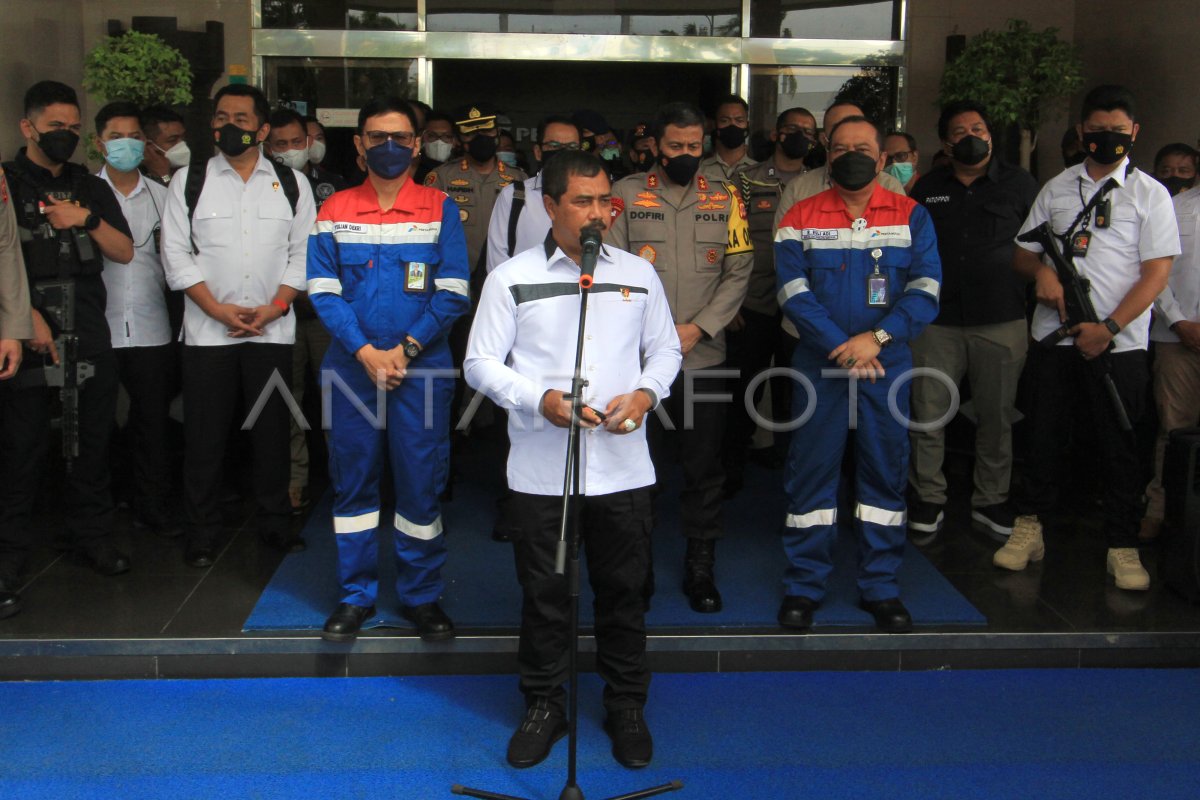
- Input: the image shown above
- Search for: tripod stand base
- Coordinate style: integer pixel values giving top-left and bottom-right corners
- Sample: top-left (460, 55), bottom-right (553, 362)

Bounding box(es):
top-left (452, 779), bottom-right (683, 800)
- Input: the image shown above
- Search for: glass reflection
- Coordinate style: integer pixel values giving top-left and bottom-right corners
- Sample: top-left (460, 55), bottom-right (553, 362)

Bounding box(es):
top-left (751, 0), bottom-right (896, 40)
top-left (262, 0), bottom-right (418, 30)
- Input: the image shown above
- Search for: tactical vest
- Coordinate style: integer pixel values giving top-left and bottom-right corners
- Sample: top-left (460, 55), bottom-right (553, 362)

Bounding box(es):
top-left (2, 159), bottom-right (103, 281)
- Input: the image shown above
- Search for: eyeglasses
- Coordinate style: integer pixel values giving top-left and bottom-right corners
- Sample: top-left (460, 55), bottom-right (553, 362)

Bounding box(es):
top-left (885, 151), bottom-right (913, 164)
top-left (540, 141), bottom-right (581, 152)
top-left (364, 130), bottom-right (416, 147)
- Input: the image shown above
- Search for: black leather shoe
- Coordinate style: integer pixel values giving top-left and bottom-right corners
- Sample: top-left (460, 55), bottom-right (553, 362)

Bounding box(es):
top-left (134, 500), bottom-right (182, 539)
top-left (861, 597), bottom-right (913, 633)
top-left (184, 537), bottom-right (216, 568)
top-left (0, 578), bottom-right (21, 621)
top-left (322, 603), bottom-right (375, 642)
top-left (401, 601), bottom-right (456, 641)
top-left (683, 538), bottom-right (722, 613)
top-left (78, 540), bottom-right (131, 576)
top-left (778, 595), bottom-right (818, 631)
top-left (605, 708), bottom-right (653, 769)
top-left (506, 698), bottom-right (567, 768)
top-left (260, 530), bottom-right (307, 554)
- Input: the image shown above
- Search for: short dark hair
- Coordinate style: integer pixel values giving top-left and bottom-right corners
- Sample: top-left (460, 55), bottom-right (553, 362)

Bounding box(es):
top-left (1155, 142), bottom-right (1199, 169)
top-left (886, 131), bottom-right (918, 152)
top-left (141, 104), bottom-right (184, 139)
top-left (824, 98), bottom-right (865, 121)
top-left (424, 111), bottom-right (455, 130)
top-left (828, 115), bottom-right (884, 150)
top-left (542, 150), bottom-right (606, 203)
top-left (537, 115), bottom-right (581, 145)
top-left (937, 100), bottom-right (992, 141)
top-left (213, 84), bottom-right (271, 126)
top-left (356, 97), bottom-right (418, 135)
top-left (95, 100), bottom-right (141, 135)
top-left (268, 107), bottom-right (306, 133)
top-left (410, 99), bottom-right (432, 122)
top-left (652, 102), bottom-right (706, 142)
top-left (776, 107), bottom-right (815, 130)
top-left (24, 80), bottom-right (78, 118)
top-left (302, 114), bottom-right (325, 134)
top-left (714, 94), bottom-right (749, 114)
top-left (1081, 84), bottom-right (1137, 123)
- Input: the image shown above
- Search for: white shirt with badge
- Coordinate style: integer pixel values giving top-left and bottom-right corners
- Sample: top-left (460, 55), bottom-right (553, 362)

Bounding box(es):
top-left (161, 151), bottom-right (316, 347)
top-left (1016, 157), bottom-right (1180, 353)
top-left (485, 172), bottom-right (550, 274)
top-left (99, 166), bottom-right (172, 348)
top-left (465, 240), bottom-right (682, 497)
top-left (1152, 185), bottom-right (1200, 342)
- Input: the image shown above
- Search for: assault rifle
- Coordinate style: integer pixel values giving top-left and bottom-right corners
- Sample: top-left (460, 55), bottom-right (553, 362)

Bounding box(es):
top-left (14, 281), bottom-right (95, 471)
top-left (1018, 220), bottom-right (1132, 432)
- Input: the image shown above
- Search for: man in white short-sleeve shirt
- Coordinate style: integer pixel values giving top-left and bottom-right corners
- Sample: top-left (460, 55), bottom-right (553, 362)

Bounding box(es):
top-left (997, 84), bottom-right (1179, 590)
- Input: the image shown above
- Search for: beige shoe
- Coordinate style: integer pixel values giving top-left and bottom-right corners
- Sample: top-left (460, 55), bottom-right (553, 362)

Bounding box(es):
top-left (1138, 517), bottom-right (1162, 542)
top-left (1107, 547), bottom-right (1150, 591)
top-left (993, 515), bottom-right (1044, 571)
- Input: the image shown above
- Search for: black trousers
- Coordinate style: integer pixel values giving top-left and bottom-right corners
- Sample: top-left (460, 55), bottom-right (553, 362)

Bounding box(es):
top-left (509, 488), bottom-right (653, 714)
top-left (1016, 345), bottom-right (1147, 548)
top-left (182, 343), bottom-right (292, 540)
top-left (0, 349), bottom-right (118, 578)
top-left (722, 308), bottom-right (795, 474)
top-left (114, 344), bottom-right (178, 507)
top-left (648, 368), bottom-right (727, 540)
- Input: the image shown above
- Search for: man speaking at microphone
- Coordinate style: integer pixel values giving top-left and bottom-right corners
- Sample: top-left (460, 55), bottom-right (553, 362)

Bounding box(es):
top-left (465, 150), bottom-right (681, 770)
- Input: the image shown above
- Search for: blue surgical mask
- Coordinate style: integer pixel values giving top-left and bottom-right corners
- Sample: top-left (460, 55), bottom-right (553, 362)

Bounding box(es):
top-left (497, 151), bottom-right (519, 167)
top-left (885, 162), bottom-right (914, 185)
top-left (104, 137), bottom-right (145, 172)
top-left (365, 139), bottom-right (413, 179)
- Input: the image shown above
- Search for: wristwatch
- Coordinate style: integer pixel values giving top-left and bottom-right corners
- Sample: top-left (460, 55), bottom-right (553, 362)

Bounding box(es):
top-left (402, 336), bottom-right (422, 359)
top-left (1102, 317), bottom-right (1122, 337)
top-left (871, 328), bottom-right (893, 348)
top-left (83, 212), bottom-right (100, 231)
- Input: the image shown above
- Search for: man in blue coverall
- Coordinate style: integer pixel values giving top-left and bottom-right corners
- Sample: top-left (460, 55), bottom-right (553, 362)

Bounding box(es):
top-left (774, 116), bottom-right (941, 633)
top-left (306, 97), bottom-right (470, 642)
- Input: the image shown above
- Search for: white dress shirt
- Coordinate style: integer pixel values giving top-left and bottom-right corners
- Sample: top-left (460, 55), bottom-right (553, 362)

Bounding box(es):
top-left (161, 151), bottom-right (317, 346)
top-left (1017, 158), bottom-right (1180, 353)
top-left (485, 173), bottom-right (550, 274)
top-left (1152, 186), bottom-right (1200, 342)
top-left (99, 166), bottom-right (172, 348)
top-left (465, 238), bottom-right (682, 496)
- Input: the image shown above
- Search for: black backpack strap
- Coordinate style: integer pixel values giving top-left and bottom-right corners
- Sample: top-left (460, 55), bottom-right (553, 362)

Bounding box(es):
top-left (507, 179), bottom-right (527, 258)
top-left (183, 159), bottom-right (209, 255)
top-left (269, 159), bottom-right (300, 216)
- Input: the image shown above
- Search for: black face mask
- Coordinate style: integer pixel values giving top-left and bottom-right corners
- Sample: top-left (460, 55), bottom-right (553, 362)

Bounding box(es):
top-left (716, 124), bottom-right (747, 150)
top-left (951, 135), bottom-right (990, 166)
top-left (829, 151), bottom-right (879, 191)
top-left (779, 132), bottom-right (812, 161)
top-left (660, 153), bottom-right (701, 186)
top-left (1082, 130), bottom-right (1133, 165)
top-left (215, 123), bottom-right (258, 157)
top-left (468, 134), bottom-right (498, 163)
top-left (1161, 175), bottom-right (1195, 196)
top-left (632, 150), bottom-right (655, 172)
top-left (34, 129), bottom-right (80, 164)
top-left (803, 141), bottom-right (827, 169)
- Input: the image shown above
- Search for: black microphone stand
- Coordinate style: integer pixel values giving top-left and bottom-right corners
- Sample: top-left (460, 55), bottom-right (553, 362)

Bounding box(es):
top-left (453, 229), bottom-right (682, 800)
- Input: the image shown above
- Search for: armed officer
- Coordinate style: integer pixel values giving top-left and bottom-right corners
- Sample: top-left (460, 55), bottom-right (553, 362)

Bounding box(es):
top-left (0, 81), bottom-right (135, 614)
top-left (608, 101), bottom-right (753, 614)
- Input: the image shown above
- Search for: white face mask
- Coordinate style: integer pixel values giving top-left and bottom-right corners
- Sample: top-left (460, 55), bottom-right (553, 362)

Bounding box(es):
top-left (308, 139), bottom-right (327, 164)
top-left (425, 139), bottom-right (453, 163)
top-left (273, 147), bottom-right (310, 171)
top-left (156, 140), bottom-right (191, 168)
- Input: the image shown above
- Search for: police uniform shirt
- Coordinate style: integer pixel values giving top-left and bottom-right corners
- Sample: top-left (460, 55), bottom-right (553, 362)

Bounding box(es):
top-left (1153, 185), bottom-right (1200, 343)
top-left (1017, 157), bottom-right (1180, 353)
top-left (0, 167), bottom-right (33, 340)
top-left (736, 159), bottom-right (806, 316)
top-left (485, 173), bottom-right (549, 273)
top-left (700, 151), bottom-right (756, 183)
top-left (607, 165), bottom-right (754, 370)
top-left (161, 152), bottom-right (317, 347)
top-left (306, 165), bottom-right (348, 211)
top-left (910, 158), bottom-right (1038, 327)
top-left (5, 148), bottom-right (132, 358)
top-left (464, 237), bottom-right (682, 496)
top-left (426, 157), bottom-right (527, 271)
top-left (98, 166), bottom-right (172, 348)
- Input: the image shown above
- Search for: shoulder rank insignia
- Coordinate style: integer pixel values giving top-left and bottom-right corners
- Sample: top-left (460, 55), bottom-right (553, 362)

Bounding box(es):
top-left (424, 172), bottom-right (438, 186)
top-left (696, 175), bottom-right (709, 192)
top-left (459, 158), bottom-right (470, 171)
top-left (646, 173), bottom-right (658, 189)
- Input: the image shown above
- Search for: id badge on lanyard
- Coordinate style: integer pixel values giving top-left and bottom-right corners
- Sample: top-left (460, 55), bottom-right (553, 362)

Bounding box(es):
top-left (866, 247), bottom-right (889, 307)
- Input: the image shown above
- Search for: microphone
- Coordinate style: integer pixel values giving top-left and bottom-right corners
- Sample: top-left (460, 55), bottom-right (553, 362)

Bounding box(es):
top-left (578, 221), bottom-right (604, 289)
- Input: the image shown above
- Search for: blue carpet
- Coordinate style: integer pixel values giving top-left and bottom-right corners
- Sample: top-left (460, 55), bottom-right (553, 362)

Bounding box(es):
top-left (246, 456), bottom-right (985, 632)
top-left (2, 670), bottom-right (1198, 799)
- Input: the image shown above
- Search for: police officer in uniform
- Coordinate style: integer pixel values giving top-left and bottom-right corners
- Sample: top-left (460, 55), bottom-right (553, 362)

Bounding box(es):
top-left (723, 106), bottom-right (819, 493)
top-left (608, 102), bottom-right (753, 614)
top-left (0, 81), bottom-right (136, 609)
top-left (699, 95), bottom-right (757, 183)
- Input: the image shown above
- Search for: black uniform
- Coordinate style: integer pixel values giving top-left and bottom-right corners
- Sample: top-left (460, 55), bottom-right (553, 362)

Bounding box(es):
top-left (0, 149), bottom-right (131, 580)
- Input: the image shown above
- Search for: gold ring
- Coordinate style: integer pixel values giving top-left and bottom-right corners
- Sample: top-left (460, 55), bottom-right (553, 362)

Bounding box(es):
top-left (622, 418), bottom-right (637, 432)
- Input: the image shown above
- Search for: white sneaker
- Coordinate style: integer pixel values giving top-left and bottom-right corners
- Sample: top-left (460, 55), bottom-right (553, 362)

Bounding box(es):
top-left (993, 515), bottom-right (1044, 571)
top-left (1107, 547), bottom-right (1150, 591)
